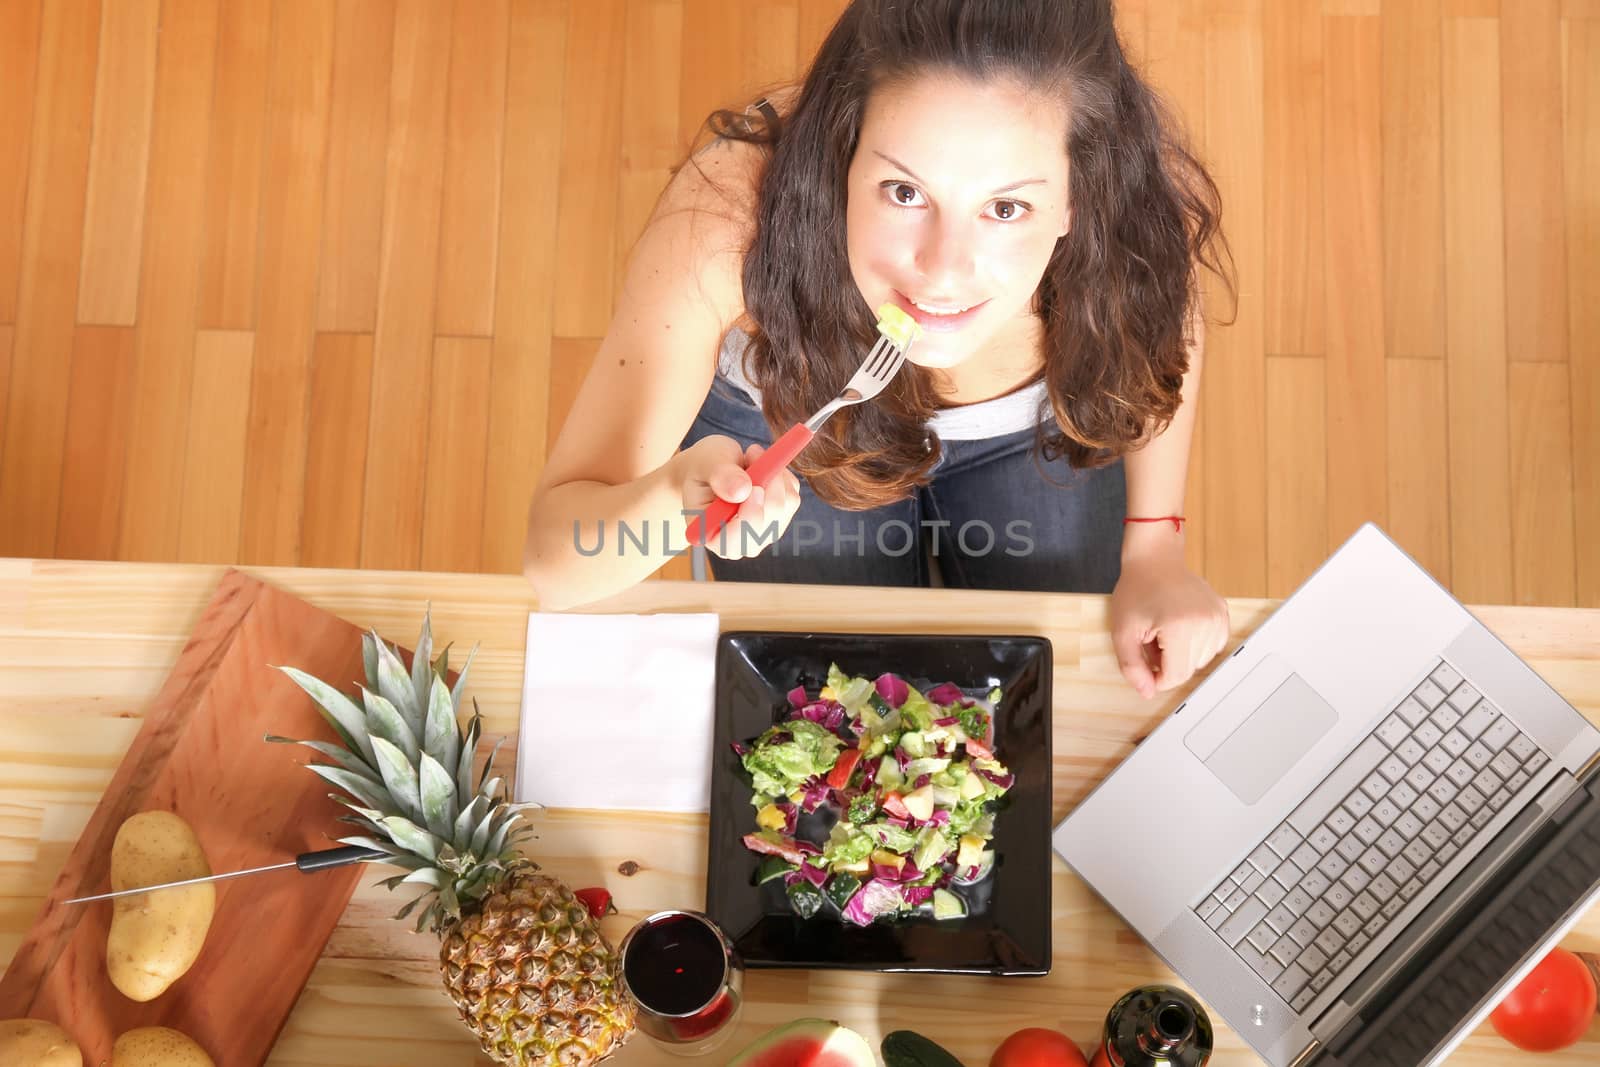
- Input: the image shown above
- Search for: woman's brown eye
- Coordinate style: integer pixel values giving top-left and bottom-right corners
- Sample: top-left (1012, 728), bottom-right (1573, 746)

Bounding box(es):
top-left (893, 184), bottom-right (917, 204)
top-left (995, 201), bottom-right (1016, 220)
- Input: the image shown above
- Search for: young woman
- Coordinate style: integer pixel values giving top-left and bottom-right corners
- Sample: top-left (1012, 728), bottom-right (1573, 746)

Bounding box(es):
top-left (525, 0), bottom-right (1235, 698)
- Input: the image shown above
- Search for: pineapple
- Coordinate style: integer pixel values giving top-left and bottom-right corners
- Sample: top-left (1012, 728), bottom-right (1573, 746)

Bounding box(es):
top-left (269, 610), bottom-right (635, 1065)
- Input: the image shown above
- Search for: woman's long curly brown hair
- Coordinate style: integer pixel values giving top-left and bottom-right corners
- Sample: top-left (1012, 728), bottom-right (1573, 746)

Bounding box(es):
top-left (698, 0), bottom-right (1234, 510)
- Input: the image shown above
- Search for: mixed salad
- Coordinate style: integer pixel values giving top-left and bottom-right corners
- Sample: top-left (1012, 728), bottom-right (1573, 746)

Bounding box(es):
top-left (734, 663), bottom-right (1014, 927)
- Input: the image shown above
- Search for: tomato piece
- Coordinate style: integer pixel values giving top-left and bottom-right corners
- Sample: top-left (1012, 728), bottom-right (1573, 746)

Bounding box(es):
top-left (1489, 947), bottom-right (1598, 1052)
top-left (827, 747), bottom-right (863, 790)
top-left (880, 792), bottom-right (911, 820)
top-left (573, 887), bottom-right (615, 919)
top-left (990, 1027), bottom-right (1090, 1067)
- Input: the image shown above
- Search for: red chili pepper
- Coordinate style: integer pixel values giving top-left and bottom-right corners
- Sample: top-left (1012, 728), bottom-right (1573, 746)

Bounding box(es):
top-left (574, 887), bottom-right (616, 919)
top-left (827, 748), bottom-right (863, 790)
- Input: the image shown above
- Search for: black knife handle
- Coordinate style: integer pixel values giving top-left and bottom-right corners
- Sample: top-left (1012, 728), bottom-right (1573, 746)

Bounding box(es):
top-left (295, 845), bottom-right (388, 871)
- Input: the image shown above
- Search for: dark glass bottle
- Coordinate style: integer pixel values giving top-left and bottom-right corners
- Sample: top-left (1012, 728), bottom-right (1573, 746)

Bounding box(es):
top-left (1089, 984), bottom-right (1214, 1067)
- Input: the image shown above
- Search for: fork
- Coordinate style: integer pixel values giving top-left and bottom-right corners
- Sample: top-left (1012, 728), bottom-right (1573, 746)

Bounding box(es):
top-left (686, 309), bottom-right (916, 547)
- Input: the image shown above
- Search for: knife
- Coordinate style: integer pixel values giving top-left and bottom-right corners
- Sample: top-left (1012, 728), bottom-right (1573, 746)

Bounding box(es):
top-left (63, 845), bottom-right (389, 904)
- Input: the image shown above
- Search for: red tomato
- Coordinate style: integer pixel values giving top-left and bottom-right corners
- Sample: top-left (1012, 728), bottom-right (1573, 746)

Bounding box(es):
top-left (827, 747), bottom-right (862, 789)
top-left (990, 1027), bottom-right (1090, 1067)
top-left (1489, 947), bottom-right (1597, 1052)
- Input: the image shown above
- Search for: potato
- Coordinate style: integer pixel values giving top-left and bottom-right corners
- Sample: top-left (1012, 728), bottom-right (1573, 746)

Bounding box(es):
top-left (111, 1027), bottom-right (215, 1067)
top-left (106, 810), bottom-right (216, 1001)
top-left (0, 1019), bottom-right (83, 1067)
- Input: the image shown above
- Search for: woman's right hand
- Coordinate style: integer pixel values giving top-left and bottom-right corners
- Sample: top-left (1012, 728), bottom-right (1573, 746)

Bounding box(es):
top-left (678, 434), bottom-right (802, 559)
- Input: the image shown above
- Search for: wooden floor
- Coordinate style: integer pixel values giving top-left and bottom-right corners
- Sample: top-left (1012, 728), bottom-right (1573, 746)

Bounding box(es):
top-left (0, 0), bottom-right (1594, 607)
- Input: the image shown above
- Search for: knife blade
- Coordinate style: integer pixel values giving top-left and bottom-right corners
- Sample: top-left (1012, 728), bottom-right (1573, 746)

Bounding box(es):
top-left (63, 845), bottom-right (389, 904)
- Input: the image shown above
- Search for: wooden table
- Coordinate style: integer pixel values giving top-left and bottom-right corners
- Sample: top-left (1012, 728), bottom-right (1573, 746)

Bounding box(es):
top-left (3, 559), bottom-right (1597, 1065)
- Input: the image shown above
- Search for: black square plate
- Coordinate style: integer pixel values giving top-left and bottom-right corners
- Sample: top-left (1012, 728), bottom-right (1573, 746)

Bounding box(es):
top-left (705, 630), bottom-right (1053, 975)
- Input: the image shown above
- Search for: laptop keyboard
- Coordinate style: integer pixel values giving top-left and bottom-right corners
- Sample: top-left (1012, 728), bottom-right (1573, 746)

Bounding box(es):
top-left (1193, 661), bottom-right (1553, 1013)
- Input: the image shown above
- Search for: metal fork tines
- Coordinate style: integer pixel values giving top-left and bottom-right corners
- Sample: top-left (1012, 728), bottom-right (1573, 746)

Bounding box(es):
top-left (803, 335), bottom-right (907, 433)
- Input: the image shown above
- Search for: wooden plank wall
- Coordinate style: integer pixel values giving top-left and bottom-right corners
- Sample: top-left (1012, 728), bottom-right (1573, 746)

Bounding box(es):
top-left (0, 0), bottom-right (1594, 608)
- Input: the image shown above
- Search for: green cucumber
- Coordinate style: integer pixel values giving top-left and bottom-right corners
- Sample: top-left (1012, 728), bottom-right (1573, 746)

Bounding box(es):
top-left (881, 1030), bottom-right (966, 1067)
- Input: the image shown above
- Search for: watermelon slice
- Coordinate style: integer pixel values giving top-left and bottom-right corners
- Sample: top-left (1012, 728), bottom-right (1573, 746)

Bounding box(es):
top-left (725, 1018), bottom-right (877, 1066)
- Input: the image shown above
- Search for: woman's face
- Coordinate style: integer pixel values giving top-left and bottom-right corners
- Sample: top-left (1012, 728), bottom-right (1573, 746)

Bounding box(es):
top-left (846, 71), bottom-right (1072, 370)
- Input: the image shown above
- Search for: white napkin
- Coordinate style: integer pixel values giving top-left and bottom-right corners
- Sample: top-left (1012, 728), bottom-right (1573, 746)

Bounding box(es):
top-left (515, 611), bottom-right (721, 812)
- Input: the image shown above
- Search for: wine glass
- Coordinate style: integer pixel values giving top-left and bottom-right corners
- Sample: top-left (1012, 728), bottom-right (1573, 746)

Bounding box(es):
top-left (617, 909), bottom-right (745, 1057)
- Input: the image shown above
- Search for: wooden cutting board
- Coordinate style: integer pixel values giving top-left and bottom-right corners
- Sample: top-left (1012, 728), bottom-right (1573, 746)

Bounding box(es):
top-left (0, 569), bottom-right (401, 1065)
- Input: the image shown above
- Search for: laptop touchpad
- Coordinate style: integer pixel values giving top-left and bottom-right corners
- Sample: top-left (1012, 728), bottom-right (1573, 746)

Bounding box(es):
top-left (1199, 673), bottom-right (1337, 805)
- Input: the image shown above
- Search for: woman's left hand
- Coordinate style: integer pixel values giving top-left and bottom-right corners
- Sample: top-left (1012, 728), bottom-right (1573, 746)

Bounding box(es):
top-left (1109, 548), bottom-right (1230, 699)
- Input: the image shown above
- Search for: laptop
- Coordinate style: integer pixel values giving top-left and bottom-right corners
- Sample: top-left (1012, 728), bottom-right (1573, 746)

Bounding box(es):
top-left (1052, 522), bottom-right (1600, 1067)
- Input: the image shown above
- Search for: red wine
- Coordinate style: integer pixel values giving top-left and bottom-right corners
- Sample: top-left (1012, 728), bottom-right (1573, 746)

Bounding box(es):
top-left (622, 914), bottom-right (726, 1017)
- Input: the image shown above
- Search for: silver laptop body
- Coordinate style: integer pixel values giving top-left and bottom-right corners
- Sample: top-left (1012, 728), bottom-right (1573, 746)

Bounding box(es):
top-left (1053, 522), bottom-right (1600, 1067)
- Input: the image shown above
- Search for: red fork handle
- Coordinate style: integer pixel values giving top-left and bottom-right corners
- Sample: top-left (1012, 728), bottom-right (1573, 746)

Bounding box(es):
top-left (685, 423), bottom-right (814, 547)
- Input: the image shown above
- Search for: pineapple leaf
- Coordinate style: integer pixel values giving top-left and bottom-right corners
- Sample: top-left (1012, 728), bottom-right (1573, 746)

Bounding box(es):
top-left (380, 814), bottom-right (439, 861)
top-left (344, 844), bottom-right (432, 870)
top-left (479, 735), bottom-right (508, 795)
top-left (361, 632), bottom-right (380, 693)
top-left (432, 641), bottom-right (452, 678)
top-left (438, 878), bottom-right (460, 917)
top-left (414, 901), bottom-right (436, 933)
top-left (371, 631), bottom-right (422, 735)
top-left (275, 667), bottom-right (376, 765)
top-left (410, 607), bottom-right (434, 716)
top-left (479, 776), bottom-right (504, 805)
top-left (361, 688), bottom-right (420, 765)
top-left (451, 795), bottom-right (489, 853)
top-left (418, 752), bottom-right (457, 840)
top-left (424, 674), bottom-right (460, 772)
top-left (469, 808), bottom-right (498, 856)
top-left (376, 874), bottom-right (411, 891)
top-left (393, 895), bottom-right (425, 922)
top-left (451, 643), bottom-right (479, 713)
top-left (264, 734), bottom-right (380, 781)
top-left (455, 712), bottom-right (482, 811)
top-left (335, 834), bottom-right (400, 857)
top-left (400, 867), bottom-right (447, 889)
top-left (370, 736), bottom-right (424, 822)
top-left (309, 764), bottom-right (398, 815)
top-left (484, 814), bottom-right (519, 858)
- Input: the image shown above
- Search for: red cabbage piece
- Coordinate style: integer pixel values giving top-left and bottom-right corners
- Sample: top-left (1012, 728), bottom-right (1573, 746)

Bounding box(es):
top-left (859, 758), bottom-right (879, 790)
top-left (798, 861), bottom-right (829, 886)
top-left (793, 701), bottom-right (846, 732)
top-left (926, 683), bottom-right (965, 706)
top-left (787, 685), bottom-right (808, 708)
top-left (976, 768), bottom-right (1016, 790)
top-left (841, 879), bottom-right (904, 927)
top-left (933, 715), bottom-right (960, 727)
top-left (874, 672), bottom-right (909, 708)
top-left (902, 885), bottom-right (935, 908)
top-left (913, 774), bottom-right (932, 790)
top-left (885, 815), bottom-right (909, 829)
top-left (775, 800), bottom-right (799, 835)
top-left (894, 748), bottom-right (912, 772)
top-left (927, 809), bottom-right (951, 828)
top-left (799, 776), bottom-right (833, 812)
top-left (730, 741), bottom-right (750, 757)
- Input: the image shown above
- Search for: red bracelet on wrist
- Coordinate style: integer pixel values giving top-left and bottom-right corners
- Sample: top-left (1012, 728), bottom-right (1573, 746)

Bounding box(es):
top-left (1123, 515), bottom-right (1186, 531)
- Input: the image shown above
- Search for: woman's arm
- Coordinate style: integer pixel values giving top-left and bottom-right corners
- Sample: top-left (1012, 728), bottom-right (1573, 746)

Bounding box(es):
top-left (1120, 312), bottom-right (1204, 562)
top-left (524, 141), bottom-right (760, 610)
top-left (1110, 311), bottom-right (1230, 697)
